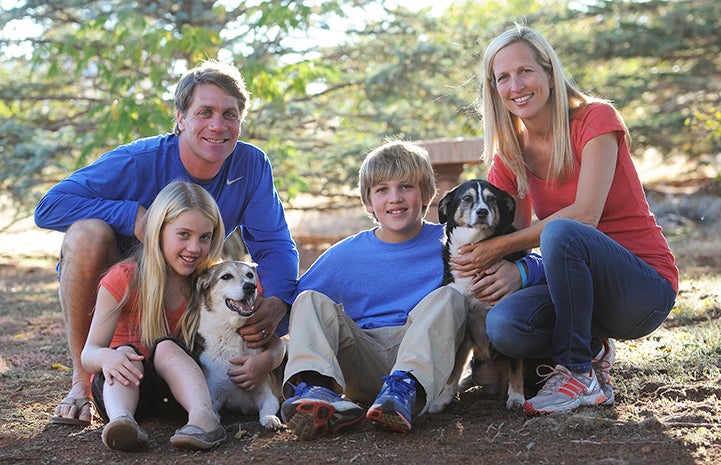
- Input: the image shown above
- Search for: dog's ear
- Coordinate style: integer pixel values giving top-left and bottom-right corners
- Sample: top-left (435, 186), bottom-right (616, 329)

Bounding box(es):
top-left (438, 187), bottom-right (457, 224)
top-left (499, 189), bottom-right (516, 222)
top-left (196, 268), bottom-right (214, 292)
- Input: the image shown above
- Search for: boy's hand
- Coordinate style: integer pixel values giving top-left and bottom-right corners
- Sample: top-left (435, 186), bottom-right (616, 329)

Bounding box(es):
top-left (470, 260), bottom-right (522, 305)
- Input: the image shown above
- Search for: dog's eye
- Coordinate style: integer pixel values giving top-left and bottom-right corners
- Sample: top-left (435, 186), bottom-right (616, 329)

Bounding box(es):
top-left (486, 194), bottom-right (497, 203)
top-left (220, 273), bottom-right (233, 280)
top-left (462, 194), bottom-right (473, 203)
top-left (245, 272), bottom-right (255, 279)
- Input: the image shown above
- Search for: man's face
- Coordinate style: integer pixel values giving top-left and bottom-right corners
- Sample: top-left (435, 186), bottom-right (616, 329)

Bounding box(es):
top-left (176, 83), bottom-right (241, 178)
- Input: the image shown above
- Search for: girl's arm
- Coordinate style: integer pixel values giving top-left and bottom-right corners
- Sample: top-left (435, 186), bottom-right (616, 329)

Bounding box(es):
top-left (454, 132), bottom-right (619, 274)
top-left (80, 286), bottom-right (144, 386)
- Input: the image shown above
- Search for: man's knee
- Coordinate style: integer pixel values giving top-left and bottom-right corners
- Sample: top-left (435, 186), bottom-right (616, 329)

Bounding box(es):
top-left (61, 220), bottom-right (119, 265)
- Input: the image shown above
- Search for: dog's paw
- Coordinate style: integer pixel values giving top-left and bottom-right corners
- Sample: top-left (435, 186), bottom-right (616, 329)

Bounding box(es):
top-left (260, 414), bottom-right (282, 430)
top-left (427, 402), bottom-right (445, 414)
top-left (428, 394), bottom-right (453, 413)
top-left (505, 393), bottom-right (525, 411)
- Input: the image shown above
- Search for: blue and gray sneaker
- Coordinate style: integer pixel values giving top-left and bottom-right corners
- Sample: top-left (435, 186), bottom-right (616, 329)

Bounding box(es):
top-left (280, 382), bottom-right (364, 440)
top-left (366, 370), bottom-right (417, 433)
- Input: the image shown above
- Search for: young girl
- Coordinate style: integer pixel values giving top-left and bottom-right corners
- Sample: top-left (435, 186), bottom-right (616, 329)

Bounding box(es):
top-left (81, 181), bottom-right (227, 451)
top-left (454, 25), bottom-right (678, 416)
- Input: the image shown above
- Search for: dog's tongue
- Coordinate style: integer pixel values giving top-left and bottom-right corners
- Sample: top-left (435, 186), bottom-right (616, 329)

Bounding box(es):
top-left (226, 298), bottom-right (253, 316)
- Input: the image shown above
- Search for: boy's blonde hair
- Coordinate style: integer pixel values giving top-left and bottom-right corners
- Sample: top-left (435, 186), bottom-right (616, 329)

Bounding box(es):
top-left (121, 181), bottom-right (225, 349)
top-left (359, 140), bottom-right (437, 217)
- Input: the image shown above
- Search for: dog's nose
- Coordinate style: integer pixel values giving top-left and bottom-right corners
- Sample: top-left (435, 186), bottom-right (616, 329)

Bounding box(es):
top-left (476, 207), bottom-right (489, 219)
top-left (243, 282), bottom-right (257, 294)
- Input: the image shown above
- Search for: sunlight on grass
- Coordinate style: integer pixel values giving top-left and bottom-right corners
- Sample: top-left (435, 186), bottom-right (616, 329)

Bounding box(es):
top-left (614, 266), bottom-right (721, 461)
top-left (619, 275), bottom-right (721, 387)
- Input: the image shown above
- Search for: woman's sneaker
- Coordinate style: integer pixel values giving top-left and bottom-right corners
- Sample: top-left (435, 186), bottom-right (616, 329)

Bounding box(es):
top-left (366, 371), bottom-right (417, 433)
top-left (592, 338), bottom-right (615, 405)
top-left (523, 364), bottom-right (608, 416)
top-left (280, 383), bottom-right (364, 440)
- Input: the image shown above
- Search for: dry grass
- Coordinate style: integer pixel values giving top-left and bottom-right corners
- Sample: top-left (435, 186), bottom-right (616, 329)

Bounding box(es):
top-left (1, 182), bottom-right (720, 464)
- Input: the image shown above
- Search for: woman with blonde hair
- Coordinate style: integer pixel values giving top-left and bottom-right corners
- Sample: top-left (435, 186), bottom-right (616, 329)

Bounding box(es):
top-left (81, 181), bottom-right (227, 451)
top-left (453, 25), bottom-right (678, 415)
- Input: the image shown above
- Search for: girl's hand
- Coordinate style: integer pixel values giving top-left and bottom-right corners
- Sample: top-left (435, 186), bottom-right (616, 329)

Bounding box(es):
top-left (227, 352), bottom-right (274, 391)
top-left (470, 260), bottom-right (523, 305)
top-left (102, 347), bottom-right (144, 387)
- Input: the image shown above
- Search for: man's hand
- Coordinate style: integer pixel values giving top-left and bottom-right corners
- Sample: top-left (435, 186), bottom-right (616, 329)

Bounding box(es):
top-left (237, 296), bottom-right (288, 349)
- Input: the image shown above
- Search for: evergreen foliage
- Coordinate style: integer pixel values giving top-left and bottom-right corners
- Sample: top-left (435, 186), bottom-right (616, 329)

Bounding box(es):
top-left (1, 0), bottom-right (719, 215)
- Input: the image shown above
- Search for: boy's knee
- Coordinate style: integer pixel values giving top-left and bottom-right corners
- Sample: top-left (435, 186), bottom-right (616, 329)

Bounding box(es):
top-left (295, 289), bottom-right (340, 309)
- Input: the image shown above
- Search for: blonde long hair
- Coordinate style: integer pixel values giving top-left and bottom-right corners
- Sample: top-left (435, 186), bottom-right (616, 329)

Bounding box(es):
top-left (120, 181), bottom-right (225, 349)
top-left (479, 25), bottom-right (605, 197)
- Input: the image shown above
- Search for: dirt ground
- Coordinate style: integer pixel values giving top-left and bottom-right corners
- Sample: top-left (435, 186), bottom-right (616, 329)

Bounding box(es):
top-left (1, 179), bottom-right (720, 464)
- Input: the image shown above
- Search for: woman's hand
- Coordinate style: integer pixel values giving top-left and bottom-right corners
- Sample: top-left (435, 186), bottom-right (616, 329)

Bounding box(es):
top-left (450, 235), bottom-right (508, 278)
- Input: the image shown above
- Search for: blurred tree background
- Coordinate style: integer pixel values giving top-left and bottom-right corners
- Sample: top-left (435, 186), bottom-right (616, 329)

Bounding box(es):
top-left (1, 0), bottom-right (720, 217)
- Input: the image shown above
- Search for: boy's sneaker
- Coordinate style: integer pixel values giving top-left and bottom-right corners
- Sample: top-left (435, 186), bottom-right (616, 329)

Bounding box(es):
top-left (366, 370), bottom-right (416, 433)
top-left (280, 382), bottom-right (363, 440)
top-left (523, 364), bottom-right (608, 416)
top-left (592, 337), bottom-right (615, 405)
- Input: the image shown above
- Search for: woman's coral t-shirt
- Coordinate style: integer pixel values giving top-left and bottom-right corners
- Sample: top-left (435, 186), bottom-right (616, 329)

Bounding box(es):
top-left (488, 102), bottom-right (679, 293)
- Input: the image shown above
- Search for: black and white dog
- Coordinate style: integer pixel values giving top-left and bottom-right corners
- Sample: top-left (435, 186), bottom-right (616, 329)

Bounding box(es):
top-left (429, 179), bottom-right (526, 412)
top-left (192, 261), bottom-right (282, 429)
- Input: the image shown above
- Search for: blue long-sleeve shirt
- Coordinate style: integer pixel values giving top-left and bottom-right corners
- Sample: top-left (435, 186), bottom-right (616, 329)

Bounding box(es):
top-left (34, 133), bottom-right (299, 305)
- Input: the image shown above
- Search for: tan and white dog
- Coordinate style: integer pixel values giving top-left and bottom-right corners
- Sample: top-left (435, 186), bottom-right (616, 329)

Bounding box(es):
top-left (430, 179), bottom-right (526, 412)
top-left (193, 260), bottom-right (282, 429)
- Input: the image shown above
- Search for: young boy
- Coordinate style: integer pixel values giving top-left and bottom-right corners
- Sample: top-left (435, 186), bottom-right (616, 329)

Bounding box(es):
top-left (280, 140), bottom-right (468, 440)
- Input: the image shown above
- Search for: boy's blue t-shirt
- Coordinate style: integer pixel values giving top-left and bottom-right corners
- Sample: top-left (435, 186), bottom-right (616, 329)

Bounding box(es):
top-left (296, 222), bottom-right (445, 329)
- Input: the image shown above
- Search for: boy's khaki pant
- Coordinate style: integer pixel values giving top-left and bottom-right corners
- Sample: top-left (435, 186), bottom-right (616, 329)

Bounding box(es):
top-left (282, 286), bottom-right (467, 414)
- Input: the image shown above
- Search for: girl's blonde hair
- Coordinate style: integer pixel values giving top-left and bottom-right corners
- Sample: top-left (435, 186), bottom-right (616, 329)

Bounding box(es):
top-left (480, 25), bottom-right (620, 197)
top-left (358, 140), bottom-right (437, 218)
top-left (122, 181), bottom-right (225, 349)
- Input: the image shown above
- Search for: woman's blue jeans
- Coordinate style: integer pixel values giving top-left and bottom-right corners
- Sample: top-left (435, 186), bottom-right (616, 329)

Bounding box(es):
top-left (486, 219), bottom-right (676, 372)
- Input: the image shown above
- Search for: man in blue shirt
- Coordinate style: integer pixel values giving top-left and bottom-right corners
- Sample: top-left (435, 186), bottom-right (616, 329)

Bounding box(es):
top-left (35, 60), bottom-right (298, 427)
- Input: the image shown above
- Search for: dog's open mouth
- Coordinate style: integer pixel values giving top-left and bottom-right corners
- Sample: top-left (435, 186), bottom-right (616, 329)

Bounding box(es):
top-left (225, 298), bottom-right (254, 316)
